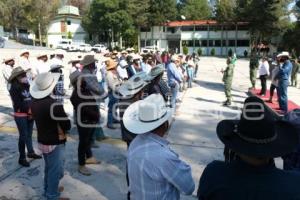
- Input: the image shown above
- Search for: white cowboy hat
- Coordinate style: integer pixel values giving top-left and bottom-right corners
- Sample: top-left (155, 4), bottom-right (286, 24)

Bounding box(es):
top-left (53, 49), bottom-right (65, 56)
top-left (277, 51), bottom-right (290, 58)
top-left (132, 54), bottom-right (142, 60)
top-left (123, 94), bottom-right (172, 134)
top-left (2, 57), bottom-right (14, 64)
top-left (20, 49), bottom-right (29, 56)
top-left (30, 72), bottom-right (60, 99)
top-left (146, 64), bottom-right (165, 81)
top-left (171, 55), bottom-right (179, 62)
top-left (36, 53), bottom-right (47, 59)
top-left (116, 76), bottom-right (148, 99)
top-left (49, 64), bottom-right (63, 71)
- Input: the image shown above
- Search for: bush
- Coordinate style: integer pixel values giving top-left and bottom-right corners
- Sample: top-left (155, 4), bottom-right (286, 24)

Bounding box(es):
top-left (210, 48), bottom-right (216, 56)
top-left (228, 48), bottom-right (233, 57)
top-left (183, 46), bottom-right (189, 55)
top-left (67, 31), bottom-right (72, 39)
top-left (197, 48), bottom-right (202, 56)
top-left (244, 50), bottom-right (248, 58)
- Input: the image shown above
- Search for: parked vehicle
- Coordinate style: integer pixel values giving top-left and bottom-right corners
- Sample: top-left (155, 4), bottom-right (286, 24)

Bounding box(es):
top-left (141, 46), bottom-right (164, 54)
top-left (56, 39), bottom-right (73, 50)
top-left (91, 44), bottom-right (107, 53)
top-left (78, 43), bottom-right (92, 52)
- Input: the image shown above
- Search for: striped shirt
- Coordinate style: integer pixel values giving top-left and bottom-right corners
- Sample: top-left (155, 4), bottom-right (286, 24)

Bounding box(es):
top-left (128, 133), bottom-right (195, 200)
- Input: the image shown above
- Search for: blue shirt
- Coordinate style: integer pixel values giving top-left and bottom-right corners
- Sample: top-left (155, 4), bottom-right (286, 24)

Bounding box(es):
top-left (167, 62), bottom-right (183, 86)
top-left (128, 133), bottom-right (195, 200)
top-left (276, 60), bottom-right (293, 81)
top-left (198, 159), bottom-right (300, 200)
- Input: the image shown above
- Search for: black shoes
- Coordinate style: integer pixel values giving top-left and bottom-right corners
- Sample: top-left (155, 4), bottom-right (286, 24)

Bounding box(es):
top-left (19, 159), bottom-right (30, 167)
top-left (27, 153), bottom-right (42, 159)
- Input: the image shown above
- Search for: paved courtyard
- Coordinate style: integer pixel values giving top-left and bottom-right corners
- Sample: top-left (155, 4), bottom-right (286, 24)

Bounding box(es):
top-left (0, 49), bottom-right (299, 199)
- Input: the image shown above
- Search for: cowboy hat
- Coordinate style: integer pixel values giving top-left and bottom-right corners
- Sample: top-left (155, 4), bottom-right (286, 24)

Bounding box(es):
top-left (112, 50), bottom-right (118, 55)
top-left (37, 53), bottom-right (47, 59)
top-left (116, 76), bottom-right (148, 99)
top-left (277, 51), bottom-right (290, 58)
top-left (132, 54), bottom-right (142, 60)
top-left (123, 94), bottom-right (172, 134)
top-left (68, 55), bottom-right (82, 64)
top-left (30, 72), bottom-right (60, 99)
top-left (146, 64), bottom-right (165, 81)
top-left (20, 49), bottom-right (29, 56)
top-left (8, 67), bottom-right (29, 82)
top-left (49, 64), bottom-right (63, 71)
top-left (53, 49), bottom-right (65, 56)
top-left (106, 58), bottom-right (118, 70)
top-left (217, 96), bottom-right (298, 158)
top-left (80, 55), bottom-right (97, 67)
top-left (2, 57), bottom-right (14, 64)
top-left (131, 71), bottom-right (151, 82)
top-left (171, 55), bottom-right (179, 62)
top-left (121, 50), bottom-right (128, 54)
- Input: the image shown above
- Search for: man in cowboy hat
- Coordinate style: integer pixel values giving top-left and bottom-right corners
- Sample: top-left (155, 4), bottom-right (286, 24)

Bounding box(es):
top-left (70, 54), bottom-right (105, 176)
top-left (49, 64), bottom-right (65, 103)
top-left (117, 59), bottom-right (129, 81)
top-left (2, 57), bottom-right (15, 91)
top-left (106, 58), bottom-right (122, 129)
top-left (30, 72), bottom-right (71, 200)
top-left (167, 55), bottom-right (183, 107)
top-left (197, 96), bottom-right (300, 200)
top-left (120, 50), bottom-right (128, 61)
top-left (124, 94), bottom-right (194, 199)
top-left (35, 53), bottom-right (49, 74)
top-left (19, 49), bottom-right (36, 80)
top-left (50, 49), bottom-right (65, 66)
top-left (275, 51), bottom-right (293, 113)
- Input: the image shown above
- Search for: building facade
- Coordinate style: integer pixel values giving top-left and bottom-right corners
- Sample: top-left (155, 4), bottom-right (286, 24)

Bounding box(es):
top-left (47, 5), bottom-right (87, 48)
top-left (140, 20), bottom-right (251, 56)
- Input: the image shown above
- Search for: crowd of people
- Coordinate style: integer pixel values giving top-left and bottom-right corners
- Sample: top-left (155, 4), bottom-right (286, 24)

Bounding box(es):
top-left (1, 47), bottom-right (300, 200)
top-left (1, 48), bottom-right (201, 200)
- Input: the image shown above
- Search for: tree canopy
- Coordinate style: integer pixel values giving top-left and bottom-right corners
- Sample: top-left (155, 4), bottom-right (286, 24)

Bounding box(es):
top-left (179, 0), bottom-right (212, 20)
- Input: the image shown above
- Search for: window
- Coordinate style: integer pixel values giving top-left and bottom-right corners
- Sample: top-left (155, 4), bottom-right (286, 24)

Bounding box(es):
top-left (195, 40), bottom-right (200, 47)
top-left (183, 40), bottom-right (194, 47)
top-left (146, 40), bottom-right (151, 46)
top-left (222, 40), bottom-right (227, 46)
top-left (228, 40), bottom-right (235, 46)
top-left (67, 20), bottom-right (71, 25)
top-left (237, 40), bottom-right (250, 47)
top-left (141, 27), bottom-right (151, 32)
top-left (141, 40), bottom-right (145, 47)
top-left (210, 25), bottom-right (221, 31)
top-left (202, 40), bottom-right (208, 46)
top-left (238, 25), bottom-right (249, 31)
top-left (167, 27), bottom-right (176, 33)
top-left (195, 26), bottom-right (207, 31)
top-left (209, 40), bottom-right (214, 47)
top-left (215, 40), bottom-right (221, 47)
top-left (181, 26), bottom-right (194, 31)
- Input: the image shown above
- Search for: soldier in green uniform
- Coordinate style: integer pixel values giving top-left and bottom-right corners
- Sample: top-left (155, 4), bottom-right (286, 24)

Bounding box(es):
top-left (222, 52), bottom-right (237, 106)
top-left (291, 58), bottom-right (300, 87)
top-left (249, 50), bottom-right (259, 89)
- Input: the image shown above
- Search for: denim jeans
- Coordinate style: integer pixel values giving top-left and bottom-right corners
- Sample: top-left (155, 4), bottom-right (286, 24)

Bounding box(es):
top-left (278, 80), bottom-right (289, 113)
top-left (77, 124), bottom-right (94, 165)
top-left (43, 144), bottom-right (65, 200)
top-left (14, 116), bottom-right (34, 160)
top-left (170, 82), bottom-right (179, 108)
top-left (107, 91), bottom-right (118, 125)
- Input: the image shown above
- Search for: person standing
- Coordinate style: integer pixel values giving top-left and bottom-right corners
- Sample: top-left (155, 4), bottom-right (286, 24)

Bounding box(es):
top-left (70, 55), bottom-right (105, 176)
top-left (124, 94), bottom-right (195, 199)
top-left (19, 49), bottom-right (36, 81)
top-left (267, 65), bottom-right (279, 103)
top-left (8, 67), bottom-right (42, 167)
top-left (291, 58), bottom-right (300, 87)
top-left (222, 52), bottom-right (237, 106)
top-left (35, 53), bottom-right (49, 74)
top-left (2, 57), bottom-right (15, 91)
top-left (258, 57), bottom-right (270, 96)
top-left (30, 72), bottom-right (71, 200)
top-left (276, 52), bottom-right (293, 113)
top-left (167, 55), bottom-right (182, 108)
top-left (49, 64), bottom-right (65, 103)
top-left (106, 58), bottom-right (122, 129)
top-left (249, 50), bottom-right (259, 89)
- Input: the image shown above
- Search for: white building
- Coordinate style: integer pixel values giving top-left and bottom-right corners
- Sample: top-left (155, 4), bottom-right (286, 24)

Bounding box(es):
top-left (140, 20), bottom-right (251, 56)
top-left (47, 5), bottom-right (87, 48)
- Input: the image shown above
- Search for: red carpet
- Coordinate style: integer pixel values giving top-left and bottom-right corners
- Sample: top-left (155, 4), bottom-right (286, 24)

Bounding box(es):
top-left (249, 89), bottom-right (300, 115)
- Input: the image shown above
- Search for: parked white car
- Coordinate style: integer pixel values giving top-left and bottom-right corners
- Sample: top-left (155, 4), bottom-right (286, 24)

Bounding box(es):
top-left (78, 43), bottom-right (92, 52)
top-left (91, 44), bottom-right (107, 53)
top-left (141, 46), bottom-right (164, 54)
top-left (56, 39), bottom-right (73, 50)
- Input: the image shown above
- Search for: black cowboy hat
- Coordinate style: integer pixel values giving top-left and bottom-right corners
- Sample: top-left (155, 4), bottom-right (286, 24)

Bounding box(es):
top-left (217, 96), bottom-right (298, 158)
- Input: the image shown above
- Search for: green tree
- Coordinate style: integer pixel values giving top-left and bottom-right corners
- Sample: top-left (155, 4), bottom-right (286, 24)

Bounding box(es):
top-left (148, 0), bottom-right (177, 25)
top-left (179, 0), bottom-right (212, 20)
top-left (183, 45), bottom-right (189, 55)
top-left (215, 0), bottom-right (236, 22)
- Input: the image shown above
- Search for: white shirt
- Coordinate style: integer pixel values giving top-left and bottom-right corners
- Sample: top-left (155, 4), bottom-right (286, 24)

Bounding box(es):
top-left (259, 60), bottom-right (270, 76)
top-left (117, 65), bottom-right (128, 80)
top-left (36, 60), bottom-right (50, 74)
top-left (2, 64), bottom-right (13, 90)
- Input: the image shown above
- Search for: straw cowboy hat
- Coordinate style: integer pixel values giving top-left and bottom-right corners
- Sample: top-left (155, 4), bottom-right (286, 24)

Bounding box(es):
top-left (2, 57), bottom-right (14, 64)
top-left (112, 50), bottom-right (118, 55)
top-left (147, 64), bottom-right (165, 81)
top-left (217, 96), bottom-right (298, 158)
top-left (80, 55), bottom-right (97, 67)
top-left (123, 94), bottom-right (172, 134)
top-left (277, 51), bottom-right (290, 58)
top-left (30, 72), bottom-right (60, 99)
top-left (20, 49), bottom-right (29, 56)
top-left (116, 76), bottom-right (148, 99)
top-left (8, 67), bottom-right (30, 82)
top-left (121, 50), bottom-right (128, 54)
top-left (106, 59), bottom-right (118, 71)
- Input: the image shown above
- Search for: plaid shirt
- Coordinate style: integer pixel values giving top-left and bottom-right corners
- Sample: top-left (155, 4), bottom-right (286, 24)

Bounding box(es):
top-left (128, 133), bottom-right (195, 200)
top-left (53, 74), bottom-right (64, 103)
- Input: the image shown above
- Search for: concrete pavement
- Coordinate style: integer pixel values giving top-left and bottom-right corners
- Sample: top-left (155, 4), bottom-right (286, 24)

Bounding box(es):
top-left (0, 55), bottom-right (299, 200)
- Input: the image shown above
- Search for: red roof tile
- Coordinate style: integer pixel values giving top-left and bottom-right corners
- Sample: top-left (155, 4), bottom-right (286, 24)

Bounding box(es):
top-left (166, 20), bottom-right (248, 27)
